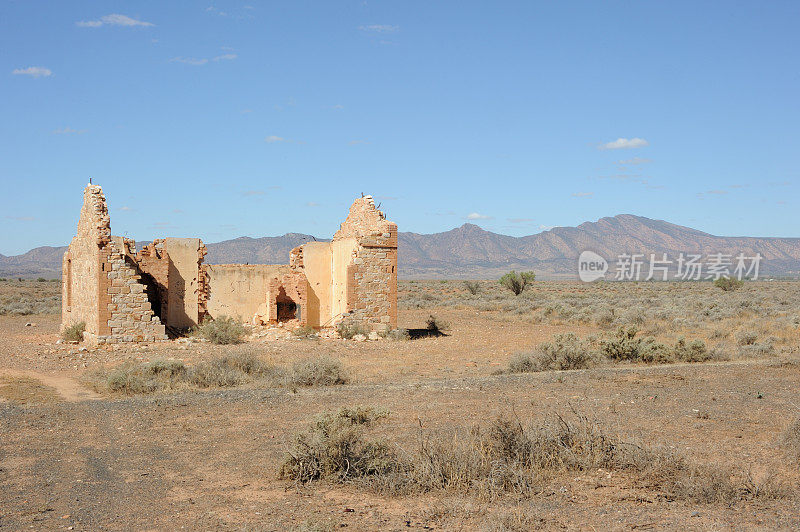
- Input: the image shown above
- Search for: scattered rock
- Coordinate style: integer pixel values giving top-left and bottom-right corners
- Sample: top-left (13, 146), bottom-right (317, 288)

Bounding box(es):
top-left (368, 332), bottom-right (380, 341)
top-left (353, 334), bottom-right (367, 342)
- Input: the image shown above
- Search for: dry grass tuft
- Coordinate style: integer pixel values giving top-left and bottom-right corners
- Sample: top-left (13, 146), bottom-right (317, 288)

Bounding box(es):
top-left (0, 376), bottom-right (62, 405)
top-left (289, 356), bottom-right (349, 387)
top-left (193, 316), bottom-right (247, 344)
top-left (61, 321), bottom-right (85, 343)
top-left (280, 408), bottom-right (787, 504)
top-left (507, 333), bottom-right (595, 373)
top-left (93, 351), bottom-right (349, 394)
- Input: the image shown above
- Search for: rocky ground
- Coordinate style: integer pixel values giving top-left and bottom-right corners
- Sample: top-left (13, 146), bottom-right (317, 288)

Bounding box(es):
top-left (1, 281), bottom-right (799, 530)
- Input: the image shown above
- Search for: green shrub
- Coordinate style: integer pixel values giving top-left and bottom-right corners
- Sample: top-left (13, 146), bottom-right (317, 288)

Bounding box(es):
top-left (36, 277), bottom-right (47, 282)
top-left (639, 337), bottom-right (675, 364)
top-left (194, 316), bottom-right (247, 344)
top-left (673, 337), bottom-right (712, 362)
top-left (714, 277), bottom-right (744, 291)
top-left (601, 326), bottom-right (641, 361)
top-left (61, 321), bottom-right (86, 343)
top-left (499, 271), bottom-right (535, 296)
top-left (289, 356), bottom-right (349, 387)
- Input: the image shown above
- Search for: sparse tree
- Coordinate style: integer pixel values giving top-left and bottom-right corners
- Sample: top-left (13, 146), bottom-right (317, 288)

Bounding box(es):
top-left (464, 280), bottom-right (480, 295)
top-left (499, 270), bottom-right (536, 295)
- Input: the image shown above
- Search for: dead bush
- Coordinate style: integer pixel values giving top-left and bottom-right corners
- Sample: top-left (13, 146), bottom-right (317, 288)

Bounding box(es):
top-left (736, 329), bottom-right (759, 346)
top-left (281, 408), bottom-right (784, 503)
top-left (193, 315), bottom-right (247, 344)
top-left (289, 356), bottom-right (349, 387)
top-left (464, 281), bottom-right (481, 295)
top-left (336, 319), bottom-right (369, 340)
top-left (385, 328), bottom-right (411, 341)
top-left (279, 406), bottom-right (394, 484)
top-left (61, 321), bottom-right (85, 343)
top-left (99, 352), bottom-right (274, 394)
top-left (507, 333), bottom-right (595, 372)
top-left (426, 315), bottom-right (451, 334)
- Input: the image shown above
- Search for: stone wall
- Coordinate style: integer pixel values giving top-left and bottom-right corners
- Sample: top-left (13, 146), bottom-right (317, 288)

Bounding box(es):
top-left (102, 239), bottom-right (167, 343)
top-left (61, 185), bottom-right (111, 338)
top-left (333, 195), bottom-right (398, 331)
top-left (62, 186), bottom-right (397, 341)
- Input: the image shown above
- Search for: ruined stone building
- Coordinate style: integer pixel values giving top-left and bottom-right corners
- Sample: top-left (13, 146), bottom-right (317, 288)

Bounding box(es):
top-left (61, 184), bottom-right (398, 345)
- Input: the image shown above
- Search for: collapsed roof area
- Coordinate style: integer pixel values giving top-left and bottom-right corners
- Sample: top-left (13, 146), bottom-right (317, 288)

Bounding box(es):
top-left (61, 185), bottom-right (398, 345)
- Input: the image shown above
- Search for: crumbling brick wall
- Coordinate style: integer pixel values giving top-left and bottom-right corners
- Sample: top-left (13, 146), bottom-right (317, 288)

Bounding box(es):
top-left (62, 185), bottom-right (167, 345)
top-left (104, 239), bottom-right (168, 343)
top-left (333, 195), bottom-right (398, 332)
top-left (135, 239), bottom-right (170, 321)
top-left (61, 185), bottom-right (111, 339)
top-left (263, 272), bottom-right (308, 325)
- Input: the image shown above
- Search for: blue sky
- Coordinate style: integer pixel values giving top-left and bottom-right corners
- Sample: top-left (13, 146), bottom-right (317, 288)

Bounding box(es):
top-left (1, 1), bottom-right (798, 255)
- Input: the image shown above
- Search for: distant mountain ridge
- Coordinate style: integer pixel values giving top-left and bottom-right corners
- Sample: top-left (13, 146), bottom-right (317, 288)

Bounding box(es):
top-left (2, 215), bottom-right (798, 279)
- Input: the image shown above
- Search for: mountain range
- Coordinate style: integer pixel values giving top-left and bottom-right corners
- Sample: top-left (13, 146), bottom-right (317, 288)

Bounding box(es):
top-left (2, 215), bottom-right (798, 279)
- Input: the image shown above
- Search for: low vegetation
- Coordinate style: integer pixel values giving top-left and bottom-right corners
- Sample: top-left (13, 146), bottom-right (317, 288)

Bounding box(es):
top-left (61, 321), bottom-right (85, 343)
top-left (783, 416), bottom-right (800, 465)
top-left (507, 333), bottom-right (595, 372)
top-left (0, 278), bottom-right (61, 315)
top-left (425, 314), bottom-right (450, 334)
top-left (714, 276), bottom-right (744, 291)
top-left (91, 351), bottom-right (349, 395)
top-left (290, 355), bottom-right (350, 386)
top-left (193, 315), bottom-right (247, 344)
top-left (280, 407), bottom-right (784, 504)
top-left (499, 271), bottom-right (536, 296)
top-left (336, 319), bottom-right (369, 340)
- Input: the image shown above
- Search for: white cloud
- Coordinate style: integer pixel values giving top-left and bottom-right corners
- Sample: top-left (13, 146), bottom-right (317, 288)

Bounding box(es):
top-left (77, 14), bottom-right (154, 28)
top-left (242, 190), bottom-right (265, 197)
top-left (332, 104), bottom-right (344, 110)
top-left (52, 127), bottom-right (87, 135)
top-left (599, 137), bottom-right (649, 150)
top-left (12, 66), bottom-right (52, 78)
top-left (306, 202), bottom-right (321, 207)
top-left (466, 212), bottom-right (492, 220)
top-left (539, 224), bottom-right (555, 231)
top-left (616, 157), bottom-right (652, 165)
top-left (265, 135), bottom-right (285, 143)
top-left (119, 206), bottom-right (133, 211)
top-left (170, 57), bottom-right (209, 65)
top-left (572, 192), bottom-right (594, 198)
top-left (212, 53), bottom-right (237, 61)
top-left (359, 24), bottom-right (399, 33)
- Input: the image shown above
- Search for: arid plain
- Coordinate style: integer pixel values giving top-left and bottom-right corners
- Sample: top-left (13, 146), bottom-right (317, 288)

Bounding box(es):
top-left (1, 278), bottom-right (799, 531)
